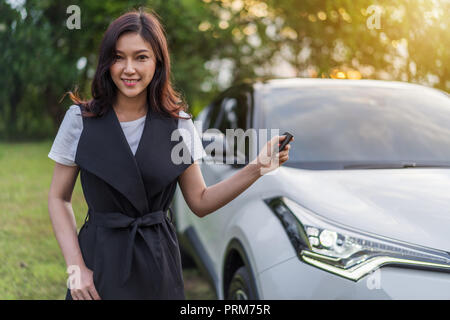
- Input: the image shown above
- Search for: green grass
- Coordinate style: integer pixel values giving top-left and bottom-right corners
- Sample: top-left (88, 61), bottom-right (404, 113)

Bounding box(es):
top-left (0, 141), bottom-right (215, 300)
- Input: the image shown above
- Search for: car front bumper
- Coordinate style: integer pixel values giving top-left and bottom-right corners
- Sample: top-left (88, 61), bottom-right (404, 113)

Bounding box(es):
top-left (258, 256), bottom-right (450, 299)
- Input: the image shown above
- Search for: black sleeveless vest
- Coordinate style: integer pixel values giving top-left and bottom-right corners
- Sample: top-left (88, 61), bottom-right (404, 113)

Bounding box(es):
top-left (66, 105), bottom-right (192, 300)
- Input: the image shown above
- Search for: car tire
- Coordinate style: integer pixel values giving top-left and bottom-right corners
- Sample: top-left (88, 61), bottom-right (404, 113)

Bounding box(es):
top-left (227, 266), bottom-right (257, 300)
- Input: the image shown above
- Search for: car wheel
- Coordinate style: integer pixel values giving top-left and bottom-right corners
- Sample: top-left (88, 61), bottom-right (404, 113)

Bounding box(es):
top-left (227, 266), bottom-right (257, 300)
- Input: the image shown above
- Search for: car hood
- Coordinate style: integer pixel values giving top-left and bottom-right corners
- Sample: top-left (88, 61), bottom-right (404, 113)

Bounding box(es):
top-left (274, 167), bottom-right (450, 252)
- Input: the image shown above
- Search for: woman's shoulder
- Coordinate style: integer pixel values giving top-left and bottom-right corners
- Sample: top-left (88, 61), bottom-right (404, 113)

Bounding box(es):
top-left (47, 104), bottom-right (83, 166)
top-left (63, 104), bottom-right (83, 131)
top-left (176, 110), bottom-right (207, 162)
top-left (177, 110), bottom-right (198, 131)
top-left (68, 104), bottom-right (82, 113)
top-left (178, 110), bottom-right (192, 119)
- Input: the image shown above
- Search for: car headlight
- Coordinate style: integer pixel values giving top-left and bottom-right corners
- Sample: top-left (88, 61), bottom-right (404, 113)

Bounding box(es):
top-left (264, 196), bottom-right (450, 281)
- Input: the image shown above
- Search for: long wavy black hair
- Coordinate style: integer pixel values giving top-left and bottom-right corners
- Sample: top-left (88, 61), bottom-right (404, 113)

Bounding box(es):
top-left (65, 7), bottom-right (191, 120)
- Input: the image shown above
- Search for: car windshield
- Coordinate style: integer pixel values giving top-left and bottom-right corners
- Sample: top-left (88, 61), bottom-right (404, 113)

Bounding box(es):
top-left (262, 83), bottom-right (450, 170)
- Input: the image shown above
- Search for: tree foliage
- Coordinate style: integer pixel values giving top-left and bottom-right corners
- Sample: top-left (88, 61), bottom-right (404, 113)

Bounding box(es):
top-left (0, 0), bottom-right (448, 140)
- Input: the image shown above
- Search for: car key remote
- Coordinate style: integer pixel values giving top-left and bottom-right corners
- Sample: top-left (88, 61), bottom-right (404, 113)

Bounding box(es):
top-left (279, 132), bottom-right (294, 152)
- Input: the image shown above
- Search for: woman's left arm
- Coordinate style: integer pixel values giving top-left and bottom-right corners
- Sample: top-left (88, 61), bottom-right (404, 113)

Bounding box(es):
top-left (177, 135), bottom-right (293, 218)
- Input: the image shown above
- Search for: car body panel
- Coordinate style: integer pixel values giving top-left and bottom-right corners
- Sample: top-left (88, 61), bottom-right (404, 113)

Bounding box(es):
top-left (173, 79), bottom-right (450, 299)
top-left (272, 166), bottom-right (450, 252)
top-left (258, 258), bottom-right (450, 299)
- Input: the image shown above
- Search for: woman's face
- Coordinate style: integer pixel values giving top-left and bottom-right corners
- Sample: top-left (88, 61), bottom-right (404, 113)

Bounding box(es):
top-left (110, 32), bottom-right (157, 100)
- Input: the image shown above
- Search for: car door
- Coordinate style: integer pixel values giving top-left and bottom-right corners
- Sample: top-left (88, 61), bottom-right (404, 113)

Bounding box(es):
top-left (193, 85), bottom-right (254, 265)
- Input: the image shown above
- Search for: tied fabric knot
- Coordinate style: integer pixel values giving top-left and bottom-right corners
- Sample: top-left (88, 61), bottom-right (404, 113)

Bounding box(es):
top-left (134, 216), bottom-right (143, 226)
top-left (88, 209), bottom-right (168, 287)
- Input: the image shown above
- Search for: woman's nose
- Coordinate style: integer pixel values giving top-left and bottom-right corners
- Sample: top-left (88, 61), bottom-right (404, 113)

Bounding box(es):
top-left (124, 59), bottom-right (136, 73)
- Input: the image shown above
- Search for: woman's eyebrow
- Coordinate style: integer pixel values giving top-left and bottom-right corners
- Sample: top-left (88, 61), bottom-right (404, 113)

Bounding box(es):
top-left (116, 49), bottom-right (151, 54)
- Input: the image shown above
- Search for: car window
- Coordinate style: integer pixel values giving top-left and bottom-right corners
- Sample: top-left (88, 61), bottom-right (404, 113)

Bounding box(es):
top-left (196, 103), bottom-right (213, 132)
top-left (215, 89), bottom-right (252, 163)
top-left (262, 85), bottom-right (450, 169)
top-left (206, 98), bottom-right (222, 131)
top-left (217, 91), bottom-right (250, 131)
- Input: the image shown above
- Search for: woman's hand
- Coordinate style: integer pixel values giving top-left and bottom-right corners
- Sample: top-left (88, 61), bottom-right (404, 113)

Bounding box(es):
top-left (251, 135), bottom-right (294, 176)
top-left (69, 265), bottom-right (101, 300)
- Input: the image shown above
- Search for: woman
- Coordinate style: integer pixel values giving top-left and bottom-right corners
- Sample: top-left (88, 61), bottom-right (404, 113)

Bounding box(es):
top-left (47, 8), bottom-right (292, 300)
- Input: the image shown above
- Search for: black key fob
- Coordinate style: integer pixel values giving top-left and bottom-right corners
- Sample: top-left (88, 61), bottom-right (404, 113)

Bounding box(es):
top-left (279, 132), bottom-right (294, 152)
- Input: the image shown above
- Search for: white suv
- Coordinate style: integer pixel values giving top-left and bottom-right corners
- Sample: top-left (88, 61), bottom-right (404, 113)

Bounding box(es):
top-left (173, 78), bottom-right (450, 299)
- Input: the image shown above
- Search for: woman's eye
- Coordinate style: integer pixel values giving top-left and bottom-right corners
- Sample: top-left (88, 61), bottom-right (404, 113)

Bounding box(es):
top-left (114, 54), bottom-right (148, 61)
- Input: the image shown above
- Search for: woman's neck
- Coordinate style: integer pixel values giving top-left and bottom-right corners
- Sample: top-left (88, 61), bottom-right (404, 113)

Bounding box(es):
top-left (113, 92), bottom-right (148, 121)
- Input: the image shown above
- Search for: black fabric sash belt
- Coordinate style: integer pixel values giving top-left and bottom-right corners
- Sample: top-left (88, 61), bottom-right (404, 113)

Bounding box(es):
top-left (88, 209), bottom-right (170, 286)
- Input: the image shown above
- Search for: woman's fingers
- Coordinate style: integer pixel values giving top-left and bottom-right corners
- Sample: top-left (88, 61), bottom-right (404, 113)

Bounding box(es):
top-left (278, 137), bottom-right (293, 151)
top-left (70, 289), bottom-right (80, 300)
top-left (279, 150), bottom-right (289, 157)
top-left (277, 135), bottom-right (286, 147)
top-left (257, 134), bottom-right (293, 174)
top-left (88, 285), bottom-right (102, 300)
top-left (71, 289), bottom-right (83, 300)
top-left (278, 147), bottom-right (290, 157)
top-left (278, 136), bottom-right (291, 164)
top-left (80, 288), bottom-right (93, 300)
top-left (71, 287), bottom-right (97, 300)
top-left (67, 266), bottom-right (100, 300)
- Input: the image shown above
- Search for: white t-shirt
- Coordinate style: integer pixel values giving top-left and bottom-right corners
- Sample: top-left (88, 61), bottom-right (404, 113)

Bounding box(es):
top-left (48, 104), bottom-right (207, 167)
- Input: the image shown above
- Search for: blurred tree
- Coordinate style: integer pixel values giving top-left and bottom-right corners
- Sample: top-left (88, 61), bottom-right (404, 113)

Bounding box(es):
top-left (0, 0), bottom-right (448, 140)
top-left (263, 0), bottom-right (449, 89)
top-left (0, 0), bottom-right (225, 140)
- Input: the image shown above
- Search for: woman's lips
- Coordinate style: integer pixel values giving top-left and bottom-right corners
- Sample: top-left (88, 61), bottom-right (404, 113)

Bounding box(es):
top-left (122, 79), bottom-right (140, 87)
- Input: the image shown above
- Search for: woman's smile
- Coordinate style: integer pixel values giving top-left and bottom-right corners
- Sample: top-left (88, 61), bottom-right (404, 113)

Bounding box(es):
top-left (122, 78), bottom-right (141, 87)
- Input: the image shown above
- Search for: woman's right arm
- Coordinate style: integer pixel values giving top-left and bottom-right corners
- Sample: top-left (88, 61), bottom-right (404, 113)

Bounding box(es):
top-left (48, 162), bottom-right (101, 300)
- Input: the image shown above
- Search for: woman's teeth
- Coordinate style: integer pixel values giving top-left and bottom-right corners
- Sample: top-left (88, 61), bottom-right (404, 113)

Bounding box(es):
top-left (122, 79), bottom-right (140, 86)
